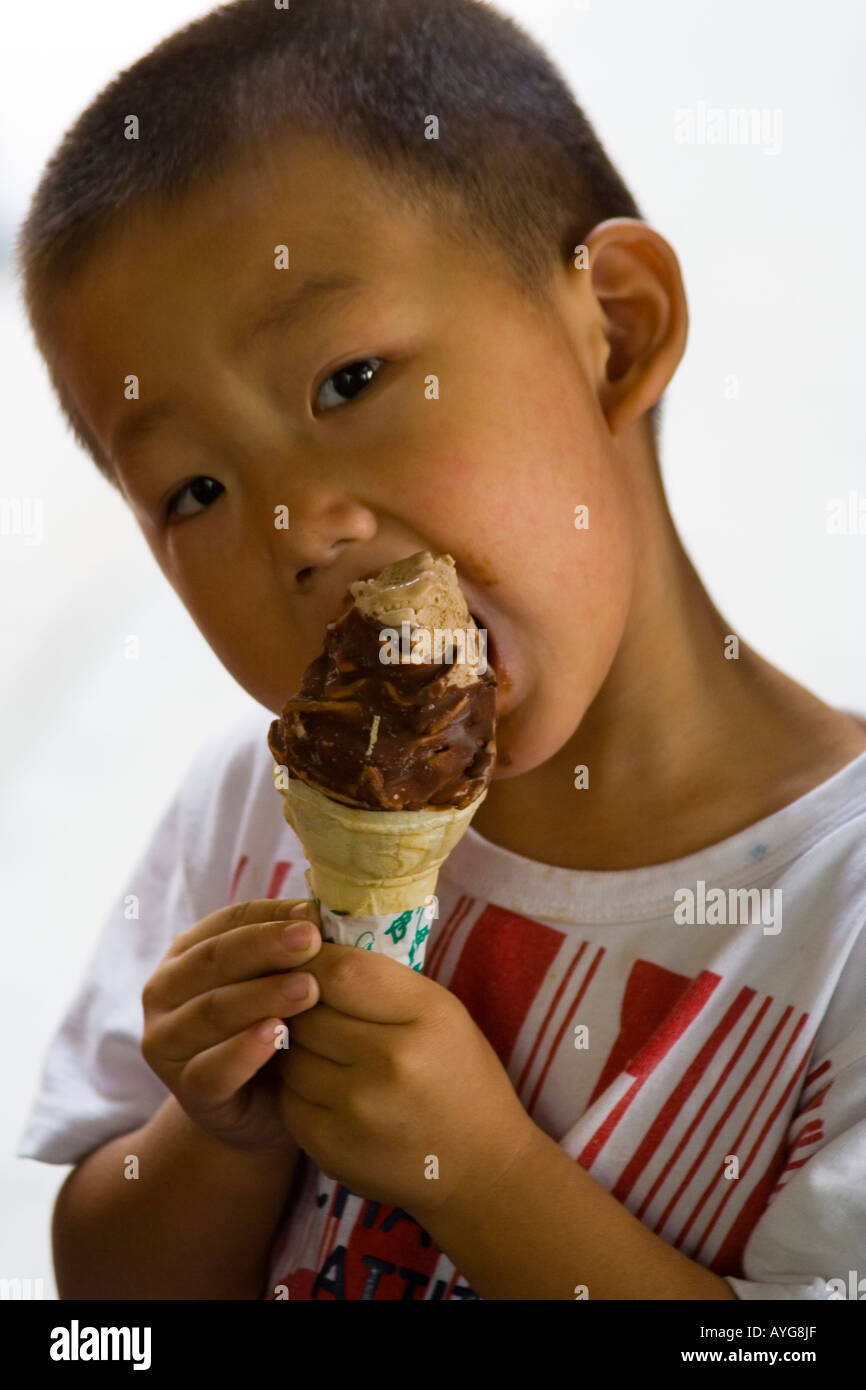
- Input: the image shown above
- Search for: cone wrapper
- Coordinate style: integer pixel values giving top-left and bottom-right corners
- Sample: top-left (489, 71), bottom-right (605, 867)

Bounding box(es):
top-left (273, 769), bottom-right (487, 972)
top-left (313, 900), bottom-right (437, 972)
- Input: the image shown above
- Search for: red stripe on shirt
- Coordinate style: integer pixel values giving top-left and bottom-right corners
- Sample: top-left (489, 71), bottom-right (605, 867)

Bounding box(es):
top-left (445, 904), bottom-right (565, 1068)
top-left (266, 860), bottom-right (293, 899)
top-left (798, 1082), bottom-right (832, 1114)
top-left (613, 986), bottom-right (756, 1204)
top-left (516, 943), bottom-right (587, 1097)
top-left (526, 947), bottom-right (604, 1118)
top-left (639, 995), bottom-right (772, 1224)
top-left (578, 970), bottom-right (721, 1171)
top-left (426, 895), bottom-right (473, 978)
top-left (588, 961), bottom-right (693, 1108)
top-left (804, 1058), bottom-right (832, 1087)
top-left (710, 1131), bottom-right (789, 1276)
top-left (688, 1015), bottom-right (813, 1257)
top-left (660, 1002), bottom-right (793, 1240)
top-left (788, 1120), bottom-right (823, 1151)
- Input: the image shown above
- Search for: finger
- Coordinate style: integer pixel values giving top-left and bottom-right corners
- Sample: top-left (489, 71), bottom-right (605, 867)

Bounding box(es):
top-left (300, 942), bottom-right (431, 1024)
top-left (166, 898), bottom-right (321, 959)
top-left (146, 970), bottom-right (320, 1065)
top-left (178, 1015), bottom-right (294, 1108)
top-left (287, 1002), bottom-right (380, 1065)
top-left (278, 1039), bottom-right (346, 1109)
top-left (279, 1089), bottom-right (332, 1166)
top-left (147, 915), bottom-right (323, 1011)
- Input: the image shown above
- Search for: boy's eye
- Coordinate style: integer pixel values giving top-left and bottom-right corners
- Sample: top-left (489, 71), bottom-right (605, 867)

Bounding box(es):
top-left (165, 476), bottom-right (225, 521)
top-left (316, 358), bottom-right (384, 411)
top-left (159, 359), bottom-right (384, 519)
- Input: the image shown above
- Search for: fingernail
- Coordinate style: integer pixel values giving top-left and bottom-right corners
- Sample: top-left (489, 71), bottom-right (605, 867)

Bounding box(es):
top-left (283, 974), bottom-right (310, 1000)
top-left (289, 900), bottom-right (315, 919)
top-left (283, 922), bottom-right (312, 950)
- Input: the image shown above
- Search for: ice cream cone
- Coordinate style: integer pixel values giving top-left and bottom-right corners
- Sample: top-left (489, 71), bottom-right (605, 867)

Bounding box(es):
top-left (274, 768), bottom-right (487, 915)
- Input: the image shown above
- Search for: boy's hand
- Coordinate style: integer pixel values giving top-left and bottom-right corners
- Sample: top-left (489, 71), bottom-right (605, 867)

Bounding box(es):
top-left (276, 944), bottom-right (534, 1222)
top-left (141, 897), bottom-right (322, 1155)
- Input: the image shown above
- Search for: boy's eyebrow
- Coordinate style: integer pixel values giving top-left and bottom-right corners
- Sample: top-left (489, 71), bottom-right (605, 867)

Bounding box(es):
top-left (111, 272), bottom-right (367, 462)
top-left (111, 400), bottom-right (183, 464)
top-left (243, 272), bottom-right (367, 340)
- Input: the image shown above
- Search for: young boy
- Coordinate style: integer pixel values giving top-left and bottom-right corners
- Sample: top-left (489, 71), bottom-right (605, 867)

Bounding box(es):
top-left (16, 0), bottom-right (866, 1301)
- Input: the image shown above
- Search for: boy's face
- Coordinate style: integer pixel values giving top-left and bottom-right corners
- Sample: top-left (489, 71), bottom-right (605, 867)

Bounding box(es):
top-left (52, 134), bottom-right (639, 780)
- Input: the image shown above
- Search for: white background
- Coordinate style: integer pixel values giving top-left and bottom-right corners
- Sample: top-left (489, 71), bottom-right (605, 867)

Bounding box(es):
top-left (2, 0), bottom-right (864, 1296)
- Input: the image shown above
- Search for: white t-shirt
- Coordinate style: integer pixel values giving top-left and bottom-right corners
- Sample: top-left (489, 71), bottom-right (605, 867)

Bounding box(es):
top-left (18, 711), bottom-right (866, 1301)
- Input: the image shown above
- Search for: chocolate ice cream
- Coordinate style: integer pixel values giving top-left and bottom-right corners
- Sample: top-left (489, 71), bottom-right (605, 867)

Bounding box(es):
top-left (268, 552), bottom-right (497, 811)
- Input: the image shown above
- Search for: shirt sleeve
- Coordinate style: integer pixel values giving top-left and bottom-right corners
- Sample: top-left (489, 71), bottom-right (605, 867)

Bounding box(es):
top-left (723, 919), bottom-right (866, 1301)
top-left (15, 728), bottom-right (234, 1167)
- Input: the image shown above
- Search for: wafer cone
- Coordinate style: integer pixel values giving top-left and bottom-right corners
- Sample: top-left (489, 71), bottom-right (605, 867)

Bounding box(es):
top-left (273, 768), bottom-right (487, 915)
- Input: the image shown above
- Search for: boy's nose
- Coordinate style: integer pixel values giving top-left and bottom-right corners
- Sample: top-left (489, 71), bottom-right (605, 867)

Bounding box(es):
top-left (289, 538), bottom-right (356, 591)
top-left (280, 496), bottom-right (378, 577)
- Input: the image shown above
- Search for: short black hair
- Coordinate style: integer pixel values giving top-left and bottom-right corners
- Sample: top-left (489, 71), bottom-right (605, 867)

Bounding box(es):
top-left (16, 0), bottom-right (660, 489)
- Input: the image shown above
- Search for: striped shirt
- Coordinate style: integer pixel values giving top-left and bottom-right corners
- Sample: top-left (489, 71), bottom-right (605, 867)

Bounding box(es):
top-left (18, 714), bottom-right (866, 1301)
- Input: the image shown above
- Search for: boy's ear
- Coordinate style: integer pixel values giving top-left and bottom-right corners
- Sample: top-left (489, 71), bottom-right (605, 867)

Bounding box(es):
top-left (581, 218), bottom-right (688, 436)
